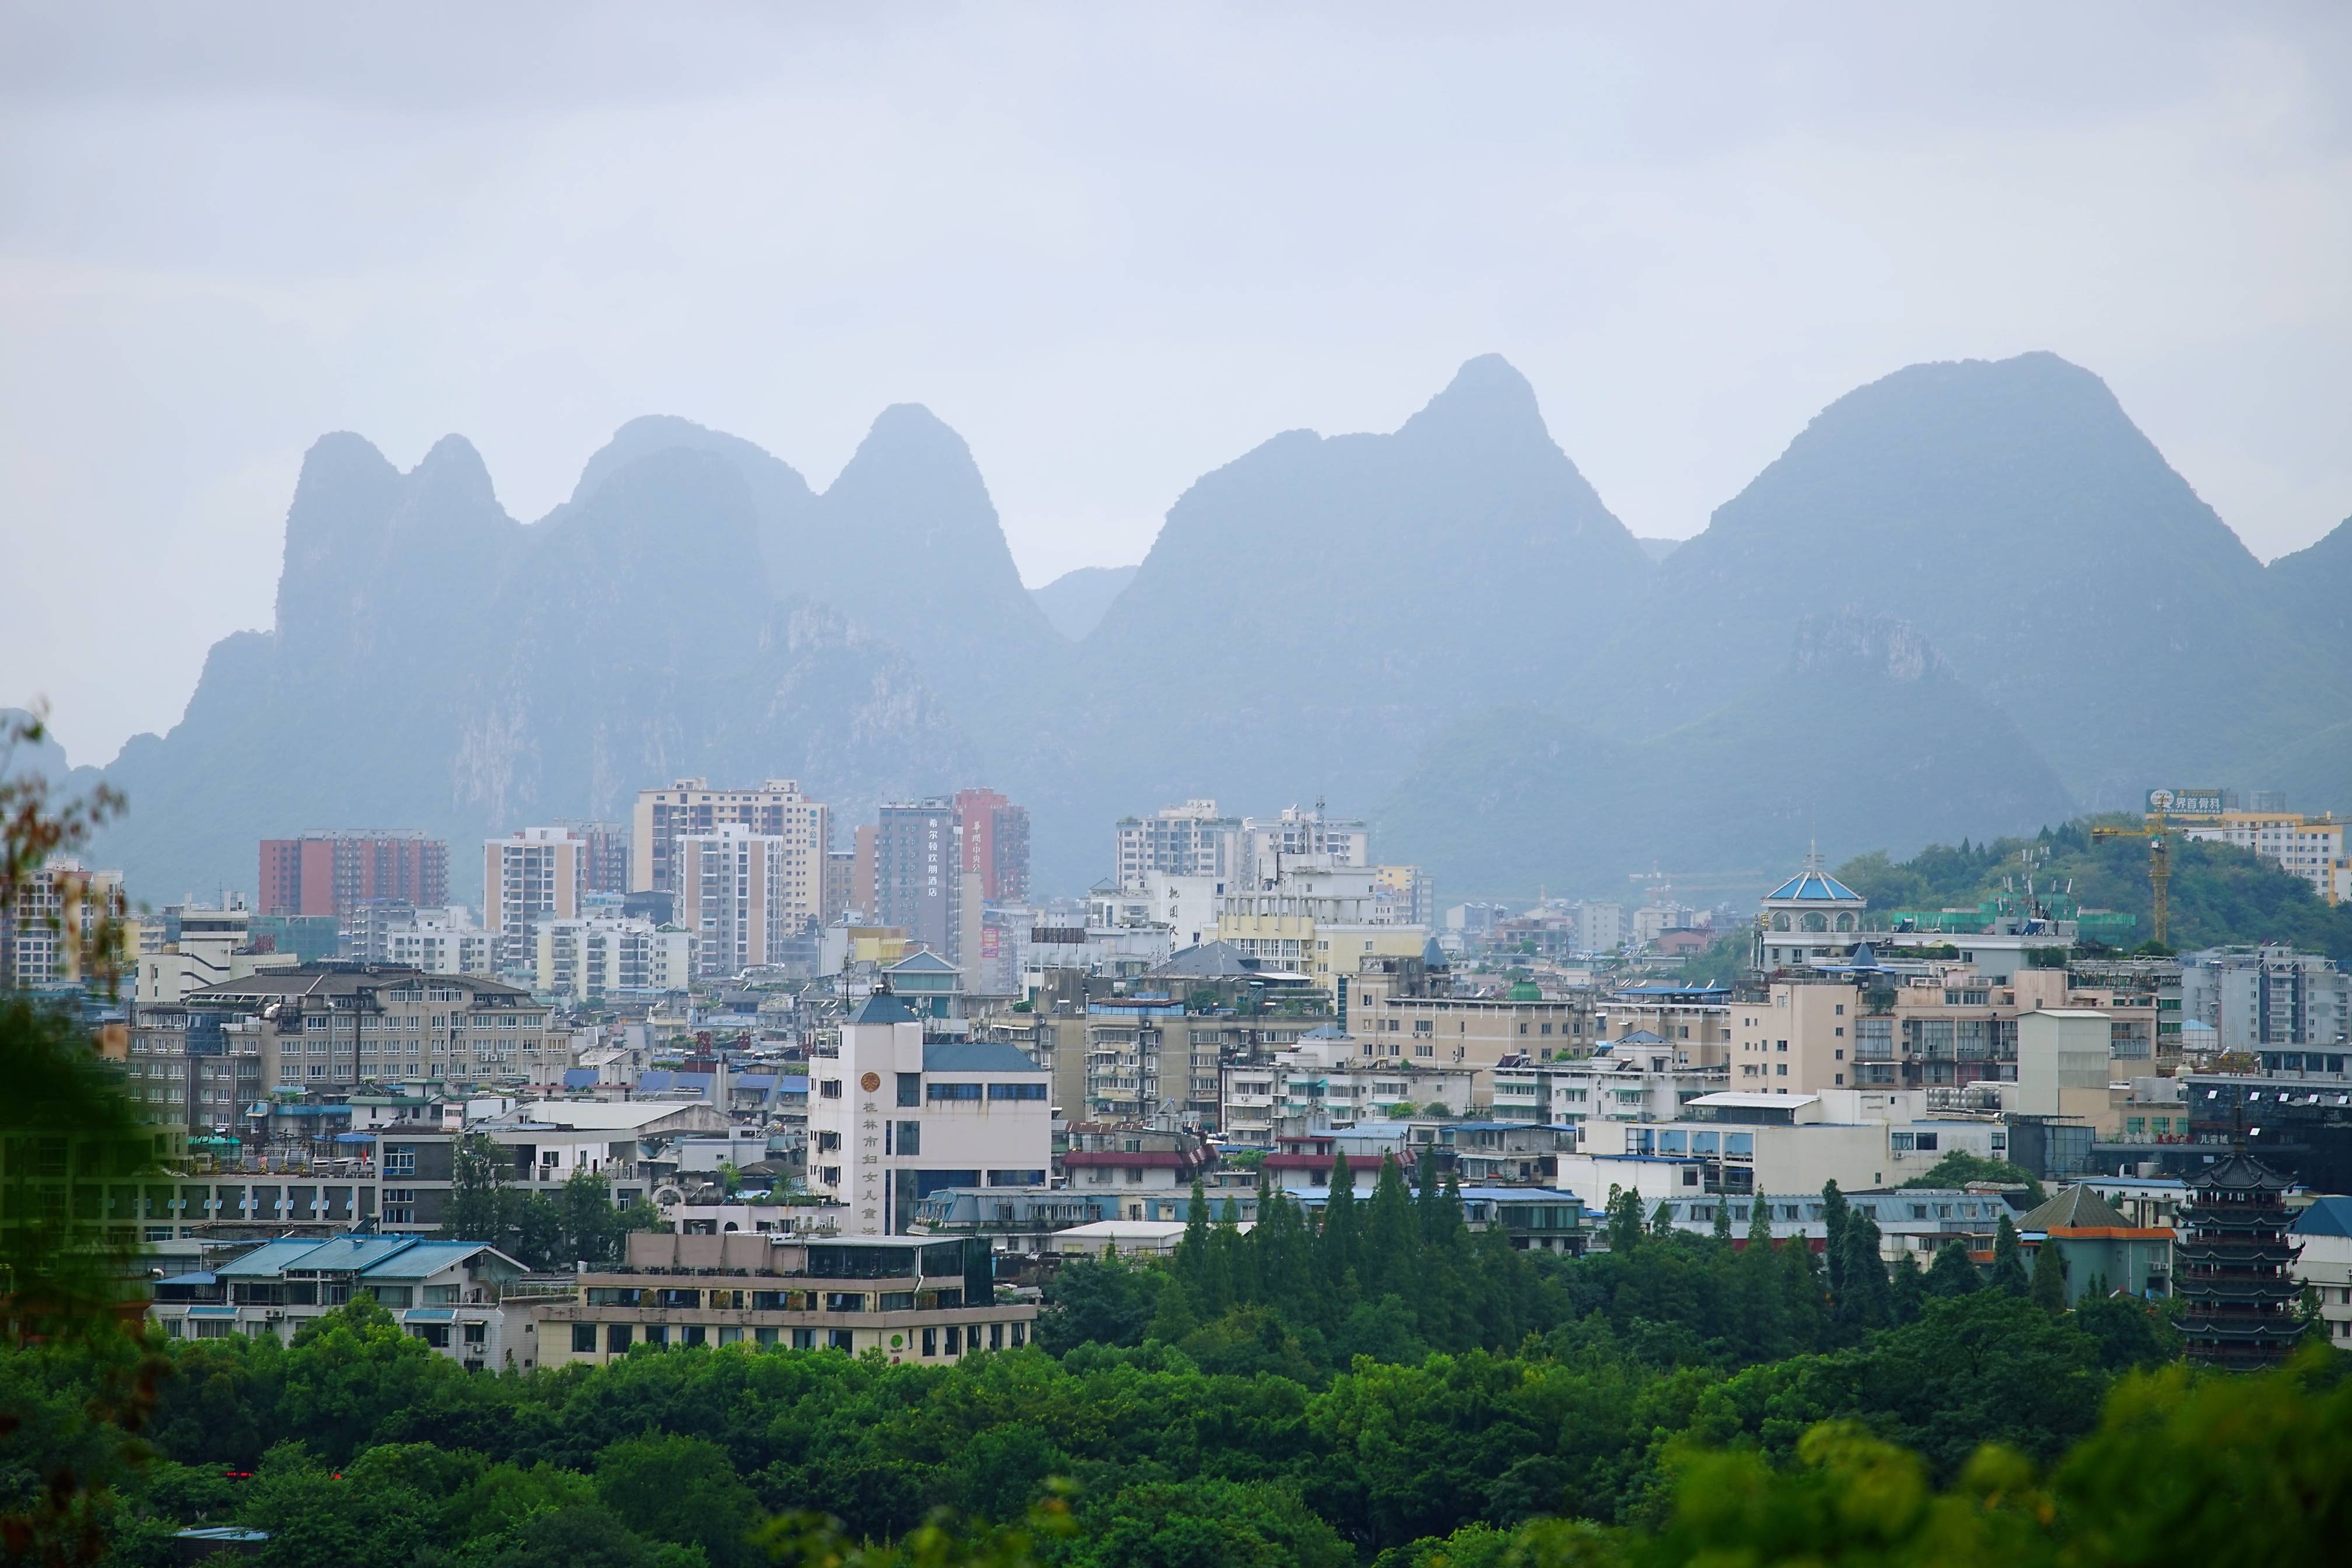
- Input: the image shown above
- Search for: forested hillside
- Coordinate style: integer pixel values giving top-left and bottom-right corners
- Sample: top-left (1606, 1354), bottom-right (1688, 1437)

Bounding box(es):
top-left (1834, 820), bottom-right (2352, 961)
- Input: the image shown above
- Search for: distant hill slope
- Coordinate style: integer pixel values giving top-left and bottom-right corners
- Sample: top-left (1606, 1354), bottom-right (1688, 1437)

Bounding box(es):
top-left (1635, 537), bottom-right (1683, 563)
top-left (1030, 564), bottom-right (1139, 642)
top-left (1028, 354), bottom-right (1654, 890)
top-left (1376, 613), bottom-right (2075, 895)
top-left (1580, 354), bottom-right (2343, 810)
top-left (76, 352), bottom-right (2346, 905)
top-left (93, 434), bottom-right (974, 904)
top-left (1835, 822), bottom-right (2352, 963)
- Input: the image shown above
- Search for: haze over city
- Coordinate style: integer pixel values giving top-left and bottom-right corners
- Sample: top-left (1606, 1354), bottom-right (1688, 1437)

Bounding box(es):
top-left (6, 1), bottom-right (2351, 762)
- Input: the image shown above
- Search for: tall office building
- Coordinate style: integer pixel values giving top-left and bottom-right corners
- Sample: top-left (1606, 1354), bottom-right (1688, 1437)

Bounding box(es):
top-left (676, 825), bottom-right (806, 978)
top-left (954, 788), bottom-right (1031, 902)
top-left (258, 831), bottom-right (448, 918)
top-left (876, 799), bottom-right (963, 960)
top-left (629, 778), bottom-right (827, 909)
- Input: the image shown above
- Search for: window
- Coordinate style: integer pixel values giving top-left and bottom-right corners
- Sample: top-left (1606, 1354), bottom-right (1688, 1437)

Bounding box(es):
top-left (1011, 1322), bottom-right (1026, 1348)
top-left (898, 1072), bottom-right (922, 1107)
top-left (820, 1079), bottom-right (843, 1099)
top-left (990, 1322), bottom-right (1004, 1350)
top-left (895, 1121), bottom-right (920, 1156)
top-left (828, 1329), bottom-right (853, 1352)
top-left (607, 1324), bottom-right (632, 1352)
top-left (946, 1325), bottom-right (961, 1355)
top-left (922, 1327), bottom-right (938, 1357)
top-left (987, 1082), bottom-right (1048, 1101)
top-left (792, 1328), bottom-right (816, 1349)
top-left (928, 1083), bottom-right (983, 1102)
top-left (572, 1323), bottom-right (597, 1353)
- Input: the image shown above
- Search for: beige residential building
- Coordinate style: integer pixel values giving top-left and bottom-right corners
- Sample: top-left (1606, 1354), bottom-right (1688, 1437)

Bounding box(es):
top-left (676, 824), bottom-right (814, 979)
top-left (2170, 808), bottom-right (2347, 902)
top-left (482, 828), bottom-right (581, 963)
top-left (533, 916), bottom-right (695, 1000)
top-left (1730, 964), bottom-right (2154, 1099)
top-left (1213, 859), bottom-right (1428, 987)
top-left (631, 777), bottom-right (828, 904)
top-left (186, 964), bottom-right (569, 1090)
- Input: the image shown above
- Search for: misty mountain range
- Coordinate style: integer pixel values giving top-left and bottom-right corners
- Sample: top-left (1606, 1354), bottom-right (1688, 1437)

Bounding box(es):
top-left (32, 351), bottom-right (2352, 906)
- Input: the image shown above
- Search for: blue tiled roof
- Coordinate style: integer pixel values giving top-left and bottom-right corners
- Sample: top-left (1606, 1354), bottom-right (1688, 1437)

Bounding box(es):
top-left (1766, 870), bottom-right (1863, 903)
top-left (849, 989), bottom-right (920, 1026)
top-left (2292, 1195), bottom-right (2352, 1239)
top-left (562, 1068), bottom-right (596, 1088)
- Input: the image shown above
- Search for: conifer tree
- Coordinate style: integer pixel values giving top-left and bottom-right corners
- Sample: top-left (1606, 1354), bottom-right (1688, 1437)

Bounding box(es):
top-left (1712, 1198), bottom-right (1734, 1244)
top-left (1650, 1199), bottom-right (1679, 1239)
top-left (1414, 1144), bottom-right (1446, 1242)
top-left (1317, 1152), bottom-right (1360, 1311)
top-left (1175, 1177), bottom-right (1213, 1307)
top-left (1820, 1181), bottom-right (1851, 1300)
top-left (1836, 1214), bottom-right (1890, 1331)
top-left (2031, 1234), bottom-right (2068, 1314)
top-left (1991, 1212), bottom-right (2030, 1296)
top-left (1362, 1156), bottom-right (1417, 1300)
top-left (1214, 1195), bottom-right (1252, 1307)
top-left (1737, 1195), bottom-right (1786, 1359)
top-left (1927, 1238), bottom-right (1981, 1296)
top-left (1779, 1226), bottom-right (1830, 1348)
top-left (1889, 1249), bottom-right (1927, 1324)
top-left (1603, 1186), bottom-right (1642, 1252)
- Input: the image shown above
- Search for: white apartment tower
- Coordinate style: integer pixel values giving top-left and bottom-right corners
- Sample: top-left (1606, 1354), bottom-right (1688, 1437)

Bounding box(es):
top-left (630, 778), bottom-right (828, 909)
top-left (676, 824), bottom-right (806, 979)
top-left (1115, 800), bottom-right (1244, 891)
top-left (482, 828), bottom-right (581, 972)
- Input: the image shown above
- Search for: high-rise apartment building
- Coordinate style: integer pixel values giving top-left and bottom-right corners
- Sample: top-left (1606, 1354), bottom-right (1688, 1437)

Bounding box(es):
top-left (629, 778), bottom-right (827, 908)
top-left (954, 788), bottom-right (1031, 902)
top-left (482, 828), bottom-right (583, 974)
top-left (853, 825), bottom-right (878, 917)
top-left (876, 799), bottom-right (963, 959)
top-left (676, 825), bottom-right (807, 978)
top-left (258, 831), bottom-right (448, 918)
top-left (1115, 799), bottom-right (1243, 891)
top-left (2178, 946), bottom-right (2350, 1052)
top-left (1242, 803), bottom-right (1370, 885)
top-left (2168, 807), bottom-right (2348, 902)
top-left (551, 820), bottom-right (631, 895)
top-left (824, 849), bottom-right (858, 923)
top-left (3, 858), bottom-right (125, 991)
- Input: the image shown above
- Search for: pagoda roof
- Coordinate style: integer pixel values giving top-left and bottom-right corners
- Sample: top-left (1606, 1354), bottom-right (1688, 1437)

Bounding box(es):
top-left (2191, 1153), bottom-right (2294, 1193)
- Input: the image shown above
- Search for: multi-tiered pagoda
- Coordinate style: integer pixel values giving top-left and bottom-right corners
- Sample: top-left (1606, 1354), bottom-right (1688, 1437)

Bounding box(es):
top-left (2175, 1153), bottom-right (2302, 1369)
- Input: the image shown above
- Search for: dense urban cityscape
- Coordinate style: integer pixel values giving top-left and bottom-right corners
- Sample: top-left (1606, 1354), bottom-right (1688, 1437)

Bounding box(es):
top-left (6, 743), bottom-right (2352, 1561)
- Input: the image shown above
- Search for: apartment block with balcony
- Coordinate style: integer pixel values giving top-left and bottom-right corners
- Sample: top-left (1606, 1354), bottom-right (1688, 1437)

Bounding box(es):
top-left (630, 778), bottom-right (828, 903)
top-left (258, 831), bottom-right (448, 918)
top-left (186, 963), bottom-right (566, 1091)
top-left (531, 1230), bottom-right (1032, 1366)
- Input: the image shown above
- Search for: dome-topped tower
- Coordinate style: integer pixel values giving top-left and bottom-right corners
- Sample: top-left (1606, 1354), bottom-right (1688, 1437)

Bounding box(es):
top-left (1757, 844), bottom-right (1869, 968)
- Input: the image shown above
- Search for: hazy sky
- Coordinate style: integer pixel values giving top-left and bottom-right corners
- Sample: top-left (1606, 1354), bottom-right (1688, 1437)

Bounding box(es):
top-left (6, 2), bottom-right (2348, 765)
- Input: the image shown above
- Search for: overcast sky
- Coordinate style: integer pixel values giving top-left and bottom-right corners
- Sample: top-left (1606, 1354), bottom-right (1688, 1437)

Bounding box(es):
top-left (5, 2), bottom-right (2348, 764)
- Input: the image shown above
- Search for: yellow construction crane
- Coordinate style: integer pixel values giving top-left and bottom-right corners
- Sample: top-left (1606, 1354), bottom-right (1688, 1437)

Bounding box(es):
top-left (2091, 811), bottom-right (2170, 946)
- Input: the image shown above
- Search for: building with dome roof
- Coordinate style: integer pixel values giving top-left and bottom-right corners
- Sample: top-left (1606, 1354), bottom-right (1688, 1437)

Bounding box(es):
top-left (1756, 849), bottom-right (1869, 968)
